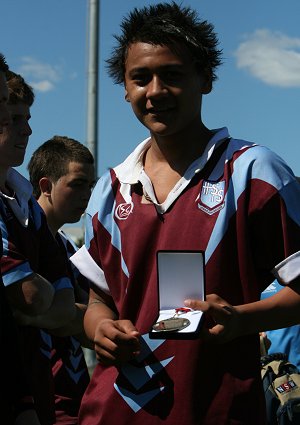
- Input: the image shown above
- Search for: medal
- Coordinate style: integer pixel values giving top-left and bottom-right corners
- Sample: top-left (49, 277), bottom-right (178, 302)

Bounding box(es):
top-left (152, 317), bottom-right (190, 332)
top-left (152, 307), bottom-right (191, 332)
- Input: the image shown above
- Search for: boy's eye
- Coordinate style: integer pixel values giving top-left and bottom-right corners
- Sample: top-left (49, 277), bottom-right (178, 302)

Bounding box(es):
top-left (11, 115), bottom-right (29, 123)
top-left (162, 71), bottom-right (183, 83)
top-left (132, 74), bottom-right (151, 86)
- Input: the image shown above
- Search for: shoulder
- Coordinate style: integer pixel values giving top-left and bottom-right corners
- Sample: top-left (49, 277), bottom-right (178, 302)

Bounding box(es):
top-left (90, 168), bottom-right (118, 197)
top-left (227, 139), bottom-right (295, 191)
top-left (86, 169), bottom-right (114, 217)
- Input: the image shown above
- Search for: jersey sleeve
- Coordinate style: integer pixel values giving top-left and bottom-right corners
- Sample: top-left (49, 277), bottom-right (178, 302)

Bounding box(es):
top-left (0, 214), bottom-right (34, 287)
top-left (245, 146), bottom-right (300, 285)
top-left (70, 174), bottom-right (111, 295)
top-left (0, 197), bottom-right (73, 291)
top-left (70, 244), bottom-right (110, 294)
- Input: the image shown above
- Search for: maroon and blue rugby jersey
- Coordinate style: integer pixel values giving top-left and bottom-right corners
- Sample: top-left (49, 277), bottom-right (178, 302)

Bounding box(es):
top-left (73, 128), bottom-right (300, 425)
top-left (0, 169), bottom-right (73, 425)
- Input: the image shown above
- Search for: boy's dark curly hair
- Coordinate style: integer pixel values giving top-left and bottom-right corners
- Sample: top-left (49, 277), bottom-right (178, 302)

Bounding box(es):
top-left (106, 1), bottom-right (222, 85)
top-left (0, 53), bottom-right (9, 73)
top-left (6, 70), bottom-right (35, 107)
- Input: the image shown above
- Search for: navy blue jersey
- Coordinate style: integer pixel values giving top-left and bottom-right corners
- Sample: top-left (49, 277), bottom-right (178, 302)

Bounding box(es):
top-left (0, 169), bottom-right (73, 425)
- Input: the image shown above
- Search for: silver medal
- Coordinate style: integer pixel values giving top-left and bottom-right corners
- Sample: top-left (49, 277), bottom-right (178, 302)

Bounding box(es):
top-left (152, 317), bottom-right (190, 332)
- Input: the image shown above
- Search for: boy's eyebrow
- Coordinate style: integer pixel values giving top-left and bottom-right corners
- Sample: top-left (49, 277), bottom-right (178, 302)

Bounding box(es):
top-left (127, 63), bottom-right (185, 76)
top-left (10, 112), bottom-right (32, 120)
top-left (127, 67), bottom-right (148, 76)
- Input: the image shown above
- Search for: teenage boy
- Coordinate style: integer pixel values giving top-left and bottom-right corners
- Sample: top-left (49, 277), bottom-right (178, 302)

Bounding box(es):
top-left (28, 135), bottom-right (95, 424)
top-left (0, 54), bottom-right (41, 425)
top-left (0, 71), bottom-right (77, 425)
top-left (71, 3), bottom-right (300, 425)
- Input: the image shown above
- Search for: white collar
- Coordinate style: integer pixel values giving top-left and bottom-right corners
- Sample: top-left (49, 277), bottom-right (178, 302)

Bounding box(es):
top-left (114, 127), bottom-right (230, 185)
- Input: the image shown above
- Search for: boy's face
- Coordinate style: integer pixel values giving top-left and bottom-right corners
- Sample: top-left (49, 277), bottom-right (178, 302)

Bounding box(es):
top-left (49, 161), bottom-right (95, 226)
top-left (0, 102), bottom-right (31, 169)
top-left (0, 71), bottom-right (10, 134)
top-left (124, 42), bottom-right (211, 138)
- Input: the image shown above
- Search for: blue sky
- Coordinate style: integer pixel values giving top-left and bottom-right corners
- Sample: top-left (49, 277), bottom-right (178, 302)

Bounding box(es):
top-left (1, 0), bottom-right (300, 180)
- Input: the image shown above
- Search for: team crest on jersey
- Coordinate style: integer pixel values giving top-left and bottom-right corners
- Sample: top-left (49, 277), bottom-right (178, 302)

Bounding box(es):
top-left (115, 202), bottom-right (133, 220)
top-left (197, 180), bottom-right (225, 215)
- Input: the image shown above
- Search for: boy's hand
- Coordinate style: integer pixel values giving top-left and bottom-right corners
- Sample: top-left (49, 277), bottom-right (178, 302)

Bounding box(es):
top-left (93, 319), bottom-right (140, 366)
top-left (185, 294), bottom-right (240, 343)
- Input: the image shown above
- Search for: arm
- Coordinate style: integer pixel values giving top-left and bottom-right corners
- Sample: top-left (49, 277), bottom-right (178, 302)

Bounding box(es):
top-left (84, 287), bottom-right (140, 366)
top-left (49, 302), bottom-right (94, 348)
top-left (184, 279), bottom-right (300, 343)
top-left (73, 279), bottom-right (89, 304)
top-left (5, 273), bottom-right (54, 316)
top-left (13, 287), bottom-right (76, 329)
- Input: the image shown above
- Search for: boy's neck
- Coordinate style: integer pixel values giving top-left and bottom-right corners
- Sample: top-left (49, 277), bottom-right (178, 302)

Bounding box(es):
top-left (148, 125), bottom-right (213, 172)
top-left (37, 196), bottom-right (60, 237)
top-left (0, 168), bottom-right (12, 195)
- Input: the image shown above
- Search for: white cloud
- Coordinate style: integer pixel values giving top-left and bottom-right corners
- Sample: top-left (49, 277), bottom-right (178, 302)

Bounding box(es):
top-left (30, 80), bottom-right (55, 92)
top-left (17, 56), bottom-right (62, 92)
top-left (234, 29), bottom-right (300, 87)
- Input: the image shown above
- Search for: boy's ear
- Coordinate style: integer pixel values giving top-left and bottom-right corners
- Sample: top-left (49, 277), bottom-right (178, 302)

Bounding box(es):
top-left (195, 64), bottom-right (213, 94)
top-left (201, 77), bottom-right (212, 94)
top-left (39, 177), bottom-right (52, 197)
top-left (200, 68), bottom-right (213, 94)
top-left (124, 88), bottom-right (130, 102)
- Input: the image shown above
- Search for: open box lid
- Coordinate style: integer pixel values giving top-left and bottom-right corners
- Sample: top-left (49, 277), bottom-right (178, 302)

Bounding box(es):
top-left (149, 250), bottom-right (206, 339)
top-left (157, 250), bottom-right (205, 309)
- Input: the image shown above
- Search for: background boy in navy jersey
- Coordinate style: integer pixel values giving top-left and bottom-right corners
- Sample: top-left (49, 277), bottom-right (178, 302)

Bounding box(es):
top-left (28, 135), bottom-right (95, 424)
top-left (0, 71), bottom-right (78, 425)
top-left (71, 3), bottom-right (300, 425)
top-left (0, 53), bottom-right (40, 425)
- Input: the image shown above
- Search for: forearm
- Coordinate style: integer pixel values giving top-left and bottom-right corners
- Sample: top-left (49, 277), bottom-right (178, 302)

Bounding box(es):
top-left (50, 303), bottom-right (87, 337)
top-left (84, 300), bottom-right (117, 342)
top-left (16, 288), bottom-right (76, 329)
top-left (184, 280), bottom-right (300, 344)
top-left (236, 282), bottom-right (300, 335)
top-left (6, 273), bottom-right (55, 316)
top-left (84, 297), bottom-right (140, 365)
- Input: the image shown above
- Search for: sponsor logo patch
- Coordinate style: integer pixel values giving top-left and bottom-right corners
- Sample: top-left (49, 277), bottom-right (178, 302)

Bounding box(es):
top-left (276, 379), bottom-right (298, 394)
top-left (197, 180), bottom-right (225, 215)
top-left (115, 202), bottom-right (133, 220)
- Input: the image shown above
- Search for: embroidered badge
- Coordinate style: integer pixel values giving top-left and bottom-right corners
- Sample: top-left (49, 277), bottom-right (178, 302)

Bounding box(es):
top-left (115, 202), bottom-right (133, 220)
top-left (197, 180), bottom-right (225, 215)
top-left (276, 379), bottom-right (297, 394)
